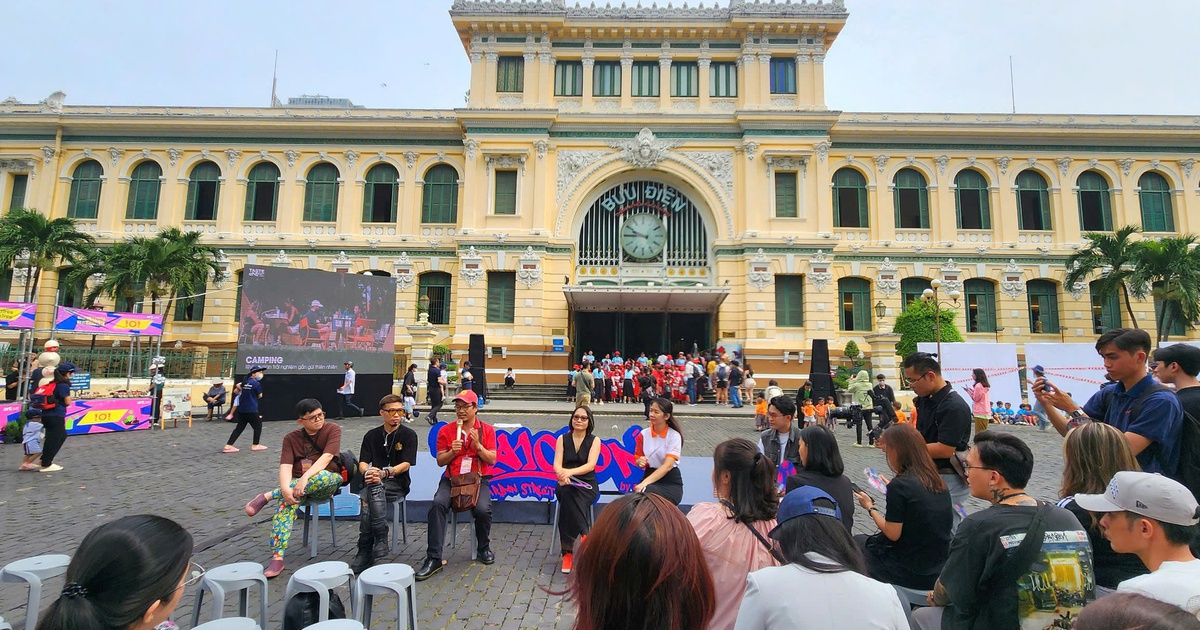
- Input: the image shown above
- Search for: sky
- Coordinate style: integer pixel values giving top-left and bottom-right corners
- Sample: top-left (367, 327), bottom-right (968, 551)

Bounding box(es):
top-left (3, 0), bottom-right (1199, 116)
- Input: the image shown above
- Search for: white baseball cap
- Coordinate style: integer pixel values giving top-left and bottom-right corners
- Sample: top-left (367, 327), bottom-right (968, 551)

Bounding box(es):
top-left (1075, 471), bottom-right (1200, 526)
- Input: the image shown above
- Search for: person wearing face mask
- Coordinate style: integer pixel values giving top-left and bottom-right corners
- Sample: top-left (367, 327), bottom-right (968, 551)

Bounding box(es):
top-left (224, 365), bottom-right (268, 453)
top-left (553, 405), bottom-right (601, 574)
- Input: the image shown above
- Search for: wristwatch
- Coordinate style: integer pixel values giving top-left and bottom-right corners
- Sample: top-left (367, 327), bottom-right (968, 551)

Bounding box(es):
top-left (1068, 410), bottom-right (1088, 424)
top-left (868, 505), bottom-right (881, 515)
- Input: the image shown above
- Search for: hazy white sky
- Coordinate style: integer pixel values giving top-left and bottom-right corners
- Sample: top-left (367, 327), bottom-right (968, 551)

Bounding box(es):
top-left (3, 0), bottom-right (1198, 116)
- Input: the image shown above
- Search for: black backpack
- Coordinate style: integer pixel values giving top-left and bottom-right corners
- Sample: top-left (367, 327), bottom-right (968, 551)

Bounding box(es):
top-left (1176, 407), bottom-right (1200, 502)
top-left (282, 591), bottom-right (347, 630)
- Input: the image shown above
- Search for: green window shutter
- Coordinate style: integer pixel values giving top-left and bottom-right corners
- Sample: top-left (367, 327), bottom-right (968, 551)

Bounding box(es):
top-left (555, 61), bottom-right (583, 96)
top-left (774, 172), bottom-right (797, 218)
top-left (419, 272), bottom-right (453, 325)
top-left (1016, 170), bottom-right (1051, 230)
top-left (593, 61), bottom-right (621, 97)
top-left (632, 62), bottom-right (659, 97)
top-left (303, 163), bottom-right (340, 222)
top-left (497, 56), bottom-right (524, 92)
top-left (185, 179), bottom-right (200, 220)
top-left (774, 275), bottom-right (804, 327)
top-left (174, 294), bottom-right (206, 322)
top-left (892, 168), bottom-right (929, 229)
top-left (769, 58), bottom-right (796, 94)
top-left (832, 168), bottom-right (868, 228)
top-left (422, 165), bottom-right (459, 223)
top-left (494, 170), bottom-right (518, 215)
top-left (244, 162), bottom-right (280, 221)
top-left (362, 181), bottom-right (376, 222)
top-left (901, 278), bottom-right (932, 307)
top-left (486, 272), bottom-right (516, 323)
top-left (839, 277), bottom-right (872, 331)
top-left (1028, 281), bottom-right (1060, 334)
top-left (362, 164), bottom-right (398, 222)
top-left (966, 279), bottom-right (997, 333)
top-left (1139, 173), bottom-right (1174, 232)
top-left (126, 161), bottom-right (162, 220)
top-left (8, 174), bottom-right (28, 210)
top-left (710, 62), bottom-right (737, 97)
top-left (68, 161), bottom-right (103, 219)
top-left (671, 62), bottom-right (698, 97)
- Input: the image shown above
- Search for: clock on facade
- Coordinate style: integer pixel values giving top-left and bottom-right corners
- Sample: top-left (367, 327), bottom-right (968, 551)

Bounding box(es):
top-left (620, 213), bottom-right (667, 260)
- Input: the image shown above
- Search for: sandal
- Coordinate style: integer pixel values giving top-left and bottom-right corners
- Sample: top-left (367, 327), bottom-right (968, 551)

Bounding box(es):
top-left (223, 445), bottom-right (240, 453)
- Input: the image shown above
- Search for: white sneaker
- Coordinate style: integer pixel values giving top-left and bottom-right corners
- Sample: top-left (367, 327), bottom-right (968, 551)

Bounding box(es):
top-left (40, 464), bottom-right (64, 472)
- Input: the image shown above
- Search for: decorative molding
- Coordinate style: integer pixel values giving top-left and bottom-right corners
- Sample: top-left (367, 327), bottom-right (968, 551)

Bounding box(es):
top-left (393, 252), bottom-right (415, 290)
top-left (451, 0), bottom-right (848, 19)
top-left (41, 146), bottom-right (56, 163)
top-left (497, 95), bottom-right (523, 107)
top-left (996, 156), bottom-right (1012, 175)
top-left (765, 156), bottom-right (808, 177)
top-left (404, 151), bottom-right (419, 169)
top-left (107, 147), bottom-right (124, 168)
top-left (517, 246), bottom-right (542, 287)
top-left (331, 250), bottom-right (352, 272)
top-left (306, 238), bottom-right (320, 248)
top-left (344, 150), bottom-right (359, 169)
top-left (940, 258), bottom-right (963, 294)
top-left (464, 138), bottom-right (479, 160)
top-left (814, 141), bottom-right (830, 163)
top-left (484, 153), bottom-right (527, 175)
top-left (874, 155), bottom-right (889, 173)
top-left (1068, 280), bottom-right (1086, 300)
top-left (0, 158), bottom-right (34, 173)
top-left (166, 148), bottom-right (182, 167)
top-left (1117, 158), bottom-right (1135, 177)
top-left (366, 238), bottom-right (380, 249)
top-left (876, 257), bottom-right (899, 297)
top-left (1180, 158), bottom-right (1195, 180)
top-left (245, 237), bottom-right (258, 247)
top-left (225, 149), bottom-right (241, 169)
top-left (1000, 259), bottom-right (1025, 299)
top-left (1056, 157), bottom-right (1071, 178)
top-left (608, 128), bottom-right (681, 170)
top-left (808, 250), bottom-right (833, 291)
top-left (741, 141), bottom-right (759, 161)
top-left (271, 249), bottom-right (291, 267)
top-left (747, 249), bottom-right (773, 290)
top-left (459, 246), bottom-right (485, 287)
top-left (935, 155), bottom-right (950, 176)
top-left (680, 151), bottom-right (735, 200)
top-left (534, 140), bottom-right (548, 160)
top-left (285, 150), bottom-right (299, 168)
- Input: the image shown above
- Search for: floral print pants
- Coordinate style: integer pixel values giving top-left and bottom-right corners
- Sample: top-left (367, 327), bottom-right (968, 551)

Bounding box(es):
top-left (268, 469), bottom-right (342, 557)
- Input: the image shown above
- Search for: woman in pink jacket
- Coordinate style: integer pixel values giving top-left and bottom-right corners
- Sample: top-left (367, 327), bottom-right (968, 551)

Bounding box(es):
top-left (962, 368), bottom-right (991, 436)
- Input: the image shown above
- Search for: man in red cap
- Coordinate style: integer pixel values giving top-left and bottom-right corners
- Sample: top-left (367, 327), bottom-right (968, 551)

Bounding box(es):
top-left (415, 389), bottom-right (498, 580)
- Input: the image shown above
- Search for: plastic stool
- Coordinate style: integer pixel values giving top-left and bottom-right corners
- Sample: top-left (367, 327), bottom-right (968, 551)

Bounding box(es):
top-left (389, 495), bottom-right (408, 551)
top-left (550, 499), bottom-right (596, 547)
top-left (0, 554), bottom-right (71, 630)
top-left (192, 617), bottom-right (260, 630)
top-left (892, 584), bottom-right (930, 626)
top-left (354, 563), bottom-right (418, 630)
top-left (190, 562), bottom-right (269, 628)
top-left (446, 511), bottom-right (477, 560)
top-left (302, 621), bottom-right (363, 630)
top-left (301, 495), bottom-right (338, 559)
top-left (283, 561), bottom-right (356, 626)
top-left (0, 614), bottom-right (13, 630)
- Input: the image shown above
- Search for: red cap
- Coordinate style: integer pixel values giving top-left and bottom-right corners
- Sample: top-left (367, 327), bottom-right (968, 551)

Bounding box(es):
top-left (454, 390), bottom-right (479, 406)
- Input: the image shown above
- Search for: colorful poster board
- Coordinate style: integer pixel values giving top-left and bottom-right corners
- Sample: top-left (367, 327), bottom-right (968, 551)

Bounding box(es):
top-left (0, 302), bottom-right (36, 329)
top-left (0, 402), bottom-right (21, 437)
top-left (0, 398), bottom-right (152, 437)
top-left (160, 387), bottom-right (192, 424)
top-left (54, 307), bottom-right (164, 336)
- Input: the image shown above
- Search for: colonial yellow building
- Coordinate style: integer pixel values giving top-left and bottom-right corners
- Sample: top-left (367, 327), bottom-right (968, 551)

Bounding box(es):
top-left (1, 0), bottom-right (1197, 384)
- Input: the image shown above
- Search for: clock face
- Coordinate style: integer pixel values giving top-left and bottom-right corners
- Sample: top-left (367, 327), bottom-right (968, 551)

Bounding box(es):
top-left (621, 213), bottom-right (667, 261)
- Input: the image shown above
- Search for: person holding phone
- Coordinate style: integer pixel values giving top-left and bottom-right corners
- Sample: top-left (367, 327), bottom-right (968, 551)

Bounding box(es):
top-left (963, 368), bottom-right (991, 436)
top-left (553, 405), bottom-right (601, 574)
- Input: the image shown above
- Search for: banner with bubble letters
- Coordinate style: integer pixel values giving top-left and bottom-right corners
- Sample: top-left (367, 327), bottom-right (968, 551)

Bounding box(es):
top-left (54, 307), bottom-right (164, 336)
top-left (0, 302), bottom-right (36, 329)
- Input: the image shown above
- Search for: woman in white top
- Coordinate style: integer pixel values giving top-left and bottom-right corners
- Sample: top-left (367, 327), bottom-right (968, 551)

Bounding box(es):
top-left (688, 438), bottom-right (780, 630)
top-left (734, 486), bottom-right (909, 630)
top-left (634, 397), bottom-right (684, 505)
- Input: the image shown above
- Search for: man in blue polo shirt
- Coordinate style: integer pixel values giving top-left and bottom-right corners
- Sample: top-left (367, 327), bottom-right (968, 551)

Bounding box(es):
top-left (1033, 328), bottom-right (1183, 476)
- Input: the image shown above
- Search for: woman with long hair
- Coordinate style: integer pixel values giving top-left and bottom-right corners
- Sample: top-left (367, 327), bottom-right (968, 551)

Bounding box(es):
top-left (851, 424), bottom-right (954, 589)
top-left (1075, 592), bottom-right (1200, 630)
top-left (571, 492), bottom-right (715, 630)
top-left (553, 405), bottom-right (601, 574)
top-left (785, 425), bottom-right (855, 530)
top-left (962, 368), bottom-right (991, 435)
top-left (688, 438), bottom-right (780, 630)
top-left (36, 515), bottom-right (199, 630)
top-left (1057, 421), bottom-right (1147, 594)
top-left (634, 397), bottom-right (684, 505)
top-left (734, 487), bottom-right (909, 629)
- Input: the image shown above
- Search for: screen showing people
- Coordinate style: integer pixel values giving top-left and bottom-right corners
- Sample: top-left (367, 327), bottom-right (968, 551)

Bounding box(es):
top-left (235, 265), bottom-right (397, 374)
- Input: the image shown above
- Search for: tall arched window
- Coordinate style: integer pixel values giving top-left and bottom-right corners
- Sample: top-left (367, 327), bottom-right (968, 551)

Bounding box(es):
top-left (892, 168), bottom-right (929, 229)
top-left (832, 168), bottom-right (867, 228)
top-left (1089, 280), bottom-right (1121, 334)
top-left (421, 164), bottom-right (459, 224)
top-left (1076, 171), bottom-right (1112, 232)
top-left (126, 161), bottom-right (163, 220)
top-left (1027, 280), bottom-right (1060, 334)
top-left (363, 163), bottom-right (399, 223)
top-left (1138, 172), bottom-right (1175, 232)
top-left (303, 163), bottom-right (340, 222)
top-left (67, 159), bottom-right (104, 219)
top-left (838, 277), bottom-right (872, 331)
top-left (965, 278), bottom-right (997, 333)
top-left (185, 161), bottom-right (221, 221)
top-left (245, 162), bottom-right (280, 221)
top-left (954, 169), bottom-right (991, 229)
top-left (1016, 170), bottom-right (1051, 230)
top-left (418, 272), bottom-right (452, 325)
top-left (900, 277), bottom-right (931, 306)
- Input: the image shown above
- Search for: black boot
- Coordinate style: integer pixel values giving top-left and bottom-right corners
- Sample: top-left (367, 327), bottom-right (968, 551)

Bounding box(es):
top-left (351, 538), bottom-right (374, 574)
top-left (372, 524), bottom-right (390, 562)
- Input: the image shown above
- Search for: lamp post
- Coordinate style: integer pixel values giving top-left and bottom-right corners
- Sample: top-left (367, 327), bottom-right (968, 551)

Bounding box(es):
top-left (994, 326), bottom-right (1005, 343)
top-left (922, 279), bottom-right (961, 358)
top-left (874, 300), bottom-right (887, 325)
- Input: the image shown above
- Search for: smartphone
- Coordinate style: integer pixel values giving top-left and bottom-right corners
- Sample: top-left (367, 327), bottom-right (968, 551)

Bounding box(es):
top-left (850, 482), bottom-right (864, 494)
top-left (1032, 365), bottom-right (1055, 393)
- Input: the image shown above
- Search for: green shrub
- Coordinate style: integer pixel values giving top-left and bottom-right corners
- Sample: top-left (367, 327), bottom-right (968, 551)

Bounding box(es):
top-left (893, 299), bottom-right (964, 358)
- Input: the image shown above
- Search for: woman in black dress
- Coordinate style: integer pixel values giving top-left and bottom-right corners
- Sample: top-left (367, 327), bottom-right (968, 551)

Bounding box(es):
top-left (553, 404), bottom-right (601, 573)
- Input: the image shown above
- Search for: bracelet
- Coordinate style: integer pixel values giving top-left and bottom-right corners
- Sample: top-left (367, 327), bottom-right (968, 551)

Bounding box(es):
top-left (868, 505), bottom-right (881, 514)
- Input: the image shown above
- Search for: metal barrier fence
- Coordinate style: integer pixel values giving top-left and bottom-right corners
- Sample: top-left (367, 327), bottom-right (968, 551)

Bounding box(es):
top-left (1, 347), bottom-right (239, 380)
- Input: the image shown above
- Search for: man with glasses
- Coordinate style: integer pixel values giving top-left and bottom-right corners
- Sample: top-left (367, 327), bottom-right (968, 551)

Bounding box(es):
top-left (351, 393), bottom-right (419, 573)
top-left (415, 389), bottom-right (498, 581)
top-left (243, 398), bottom-right (343, 578)
top-left (758, 395), bottom-right (802, 478)
top-left (903, 352), bottom-right (973, 530)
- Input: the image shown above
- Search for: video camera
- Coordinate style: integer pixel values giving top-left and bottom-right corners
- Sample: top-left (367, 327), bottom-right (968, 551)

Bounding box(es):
top-left (827, 403), bottom-right (863, 428)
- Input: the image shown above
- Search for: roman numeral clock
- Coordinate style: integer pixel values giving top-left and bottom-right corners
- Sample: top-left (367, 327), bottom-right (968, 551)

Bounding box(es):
top-left (620, 213), bottom-right (667, 261)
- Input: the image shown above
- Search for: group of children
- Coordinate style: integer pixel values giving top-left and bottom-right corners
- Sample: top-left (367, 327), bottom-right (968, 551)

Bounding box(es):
top-left (990, 400), bottom-right (1037, 425)
top-left (753, 393), bottom-right (912, 432)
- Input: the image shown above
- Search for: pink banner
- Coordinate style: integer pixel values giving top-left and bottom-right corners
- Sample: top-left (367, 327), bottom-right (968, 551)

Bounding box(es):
top-left (0, 302), bottom-right (36, 329)
top-left (54, 307), bottom-right (163, 336)
top-left (65, 398), bottom-right (153, 435)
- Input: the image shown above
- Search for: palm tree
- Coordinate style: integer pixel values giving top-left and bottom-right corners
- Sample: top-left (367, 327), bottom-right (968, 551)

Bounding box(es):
top-left (1065, 225), bottom-right (1143, 329)
top-left (0, 208), bottom-right (95, 305)
top-left (1130, 235), bottom-right (1200, 342)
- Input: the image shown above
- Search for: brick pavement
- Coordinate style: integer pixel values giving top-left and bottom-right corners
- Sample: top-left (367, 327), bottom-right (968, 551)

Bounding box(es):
top-left (0, 405), bottom-right (1066, 629)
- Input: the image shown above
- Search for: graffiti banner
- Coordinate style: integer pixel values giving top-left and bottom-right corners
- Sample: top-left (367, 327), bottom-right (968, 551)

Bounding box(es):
top-left (54, 307), bottom-right (164, 336)
top-left (0, 302), bottom-right (35, 329)
top-left (427, 424), bottom-right (644, 501)
top-left (66, 398), bottom-right (153, 435)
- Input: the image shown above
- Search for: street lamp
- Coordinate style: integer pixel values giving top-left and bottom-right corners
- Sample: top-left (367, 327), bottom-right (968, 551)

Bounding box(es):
top-left (994, 326), bottom-right (1005, 343)
top-left (417, 294), bottom-right (431, 325)
top-left (874, 300), bottom-right (887, 323)
top-left (922, 278), bottom-right (961, 358)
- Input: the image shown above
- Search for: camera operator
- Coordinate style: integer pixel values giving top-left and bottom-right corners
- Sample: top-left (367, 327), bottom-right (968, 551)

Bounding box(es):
top-left (902, 352), bottom-right (973, 531)
top-left (869, 385), bottom-right (899, 444)
top-left (846, 370), bottom-right (876, 447)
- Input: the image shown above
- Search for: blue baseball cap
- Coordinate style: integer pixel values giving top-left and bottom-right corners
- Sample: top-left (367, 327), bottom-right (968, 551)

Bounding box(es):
top-left (769, 486), bottom-right (843, 539)
top-left (248, 365), bottom-right (267, 374)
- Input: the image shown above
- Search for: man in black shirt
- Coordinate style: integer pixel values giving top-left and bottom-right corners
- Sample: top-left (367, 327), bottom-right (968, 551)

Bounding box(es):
top-left (4, 362), bottom-right (19, 401)
top-left (426, 357), bottom-right (444, 425)
top-left (352, 393), bottom-right (418, 573)
top-left (1150, 343), bottom-right (1200, 503)
top-left (903, 352), bottom-right (973, 530)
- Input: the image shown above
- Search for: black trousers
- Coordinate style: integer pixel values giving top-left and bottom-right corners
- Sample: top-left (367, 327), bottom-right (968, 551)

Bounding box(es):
top-left (227, 411), bottom-right (262, 446)
top-left (426, 477), bottom-right (492, 561)
top-left (555, 481), bottom-right (598, 555)
top-left (339, 393), bottom-right (363, 418)
top-left (854, 534), bottom-right (939, 590)
top-left (428, 391), bottom-right (443, 423)
top-left (855, 410), bottom-right (876, 445)
top-left (39, 416), bottom-right (67, 466)
top-left (359, 478), bottom-right (405, 542)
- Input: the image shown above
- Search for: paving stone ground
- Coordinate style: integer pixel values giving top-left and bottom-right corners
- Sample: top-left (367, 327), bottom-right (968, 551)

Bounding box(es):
top-left (0, 402), bottom-right (1066, 629)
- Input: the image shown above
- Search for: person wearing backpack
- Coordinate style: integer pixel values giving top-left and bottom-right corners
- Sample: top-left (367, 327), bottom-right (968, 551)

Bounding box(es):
top-left (32, 362), bottom-right (74, 472)
top-left (1033, 328), bottom-right (1184, 477)
top-left (728, 361), bottom-right (744, 409)
top-left (715, 359), bottom-right (730, 406)
top-left (1149, 343), bottom-right (1200, 504)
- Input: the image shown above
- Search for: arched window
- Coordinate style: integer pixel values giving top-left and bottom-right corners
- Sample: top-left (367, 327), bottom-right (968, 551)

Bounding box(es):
top-left (832, 168), bottom-right (867, 228)
top-left (892, 168), bottom-right (929, 229)
top-left (1138, 172), bottom-right (1175, 232)
top-left (965, 278), bottom-right (997, 333)
top-left (67, 159), bottom-right (104, 219)
top-left (126, 161), bottom-right (163, 220)
top-left (954, 169), bottom-right (991, 229)
top-left (185, 161), bottom-right (221, 221)
top-left (1027, 280), bottom-right (1060, 334)
top-left (363, 163), bottom-right (399, 223)
top-left (1016, 170), bottom-right (1051, 230)
top-left (244, 162), bottom-right (280, 221)
top-left (838, 277), bottom-right (872, 331)
top-left (900, 277), bottom-right (931, 306)
top-left (418, 272), bottom-right (452, 325)
top-left (421, 164), bottom-right (459, 224)
top-left (1089, 280), bottom-right (1121, 334)
top-left (1076, 171), bottom-right (1112, 232)
top-left (303, 163), bottom-right (340, 222)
